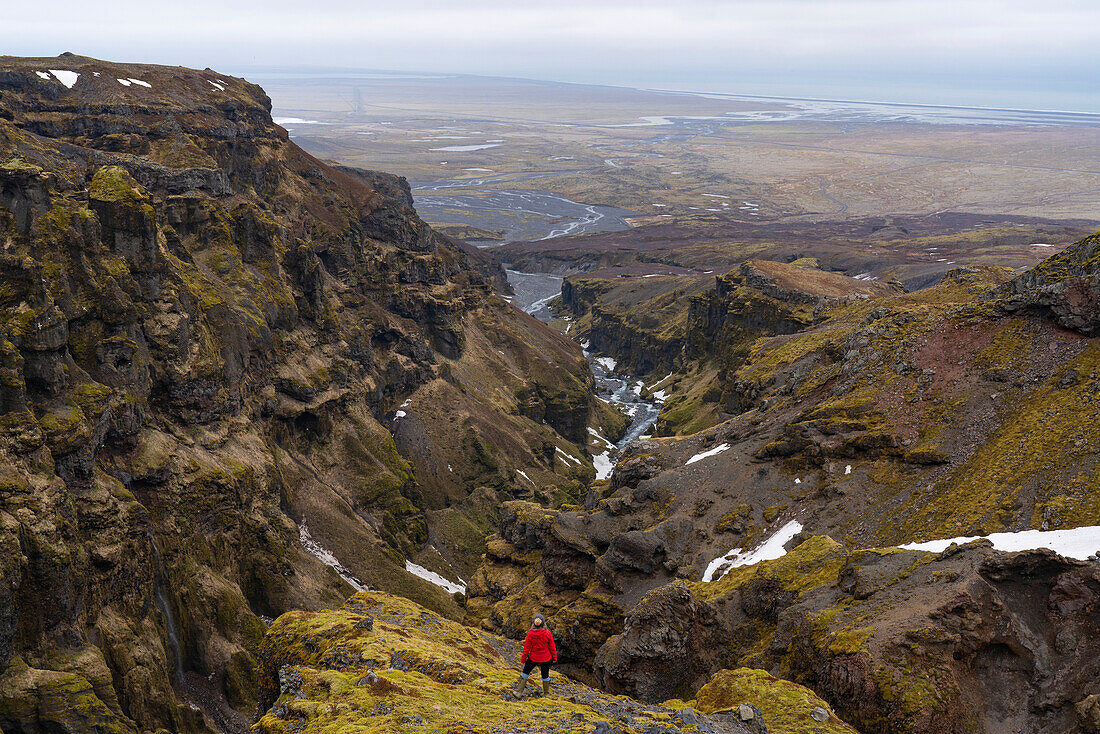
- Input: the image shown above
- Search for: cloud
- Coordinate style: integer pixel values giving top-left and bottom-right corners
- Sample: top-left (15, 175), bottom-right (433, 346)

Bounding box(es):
top-left (5, 0), bottom-right (1097, 107)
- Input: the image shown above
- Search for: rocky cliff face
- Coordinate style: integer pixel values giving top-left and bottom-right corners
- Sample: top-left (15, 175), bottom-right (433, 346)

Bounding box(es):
top-left (0, 55), bottom-right (603, 733)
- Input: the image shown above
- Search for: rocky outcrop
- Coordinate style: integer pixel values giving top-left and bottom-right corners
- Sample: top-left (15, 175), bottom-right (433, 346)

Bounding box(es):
top-left (465, 498), bottom-right (709, 678)
top-left (0, 54), bottom-right (603, 733)
top-left (995, 230), bottom-right (1100, 334)
top-left (596, 538), bottom-right (1100, 734)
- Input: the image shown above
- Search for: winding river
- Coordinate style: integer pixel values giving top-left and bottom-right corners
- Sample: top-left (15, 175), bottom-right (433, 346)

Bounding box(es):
top-left (411, 174), bottom-right (635, 244)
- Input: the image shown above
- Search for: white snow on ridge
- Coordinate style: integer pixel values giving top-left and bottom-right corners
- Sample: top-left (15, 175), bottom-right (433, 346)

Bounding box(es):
top-left (35, 71), bottom-right (51, 80)
top-left (49, 70), bottom-right (80, 88)
top-left (685, 442), bottom-right (730, 466)
top-left (127, 78), bottom-right (152, 88)
top-left (901, 526), bottom-right (1100, 560)
top-left (516, 469), bottom-right (534, 485)
top-left (394, 410), bottom-right (407, 419)
top-left (208, 80), bottom-right (225, 91)
top-left (406, 560), bottom-right (466, 595)
top-left (703, 520), bottom-right (804, 582)
top-left (116, 78), bottom-right (131, 86)
top-left (647, 373), bottom-right (673, 390)
top-left (556, 447), bottom-right (583, 466)
top-left (588, 427), bottom-right (615, 449)
top-left (299, 522), bottom-right (367, 591)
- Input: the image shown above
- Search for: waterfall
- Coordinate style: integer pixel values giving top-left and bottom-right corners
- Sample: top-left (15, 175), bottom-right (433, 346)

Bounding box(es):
top-left (147, 531), bottom-right (184, 685)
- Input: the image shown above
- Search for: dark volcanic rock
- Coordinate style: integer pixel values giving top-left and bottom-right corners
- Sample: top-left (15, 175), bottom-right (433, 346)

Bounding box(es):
top-left (995, 230), bottom-right (1100, 335)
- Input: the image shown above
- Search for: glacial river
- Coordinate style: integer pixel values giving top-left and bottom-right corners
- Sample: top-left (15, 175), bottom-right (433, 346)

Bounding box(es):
top-left (411, 173), bottom-right (635, 244)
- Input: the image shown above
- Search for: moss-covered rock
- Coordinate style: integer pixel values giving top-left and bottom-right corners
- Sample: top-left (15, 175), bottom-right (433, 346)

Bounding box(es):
top-left (255, 590), bottom-right (758, 734)
top-left (681, 667), bottom-right (858, 734)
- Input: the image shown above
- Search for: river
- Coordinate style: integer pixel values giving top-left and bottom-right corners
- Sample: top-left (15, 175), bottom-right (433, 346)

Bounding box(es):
top-left (504, 268), bottom-right (663, 475)
top-left (411, 174), bottom-right (635, 244)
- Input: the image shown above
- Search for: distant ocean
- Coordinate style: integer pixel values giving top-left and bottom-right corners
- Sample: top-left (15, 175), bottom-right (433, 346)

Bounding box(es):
top-left (643, 79), bottom-right (1100, 118)
top-left (664, 92), bottom-right (1100, 127)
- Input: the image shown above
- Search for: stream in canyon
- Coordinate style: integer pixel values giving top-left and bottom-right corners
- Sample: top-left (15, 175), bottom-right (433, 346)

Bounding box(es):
top-left (504, 268), bottom-right (662, 470)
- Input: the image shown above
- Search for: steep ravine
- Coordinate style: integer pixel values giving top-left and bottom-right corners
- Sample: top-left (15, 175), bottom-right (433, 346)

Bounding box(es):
top-left (504, 268), bottom-right (664, 476)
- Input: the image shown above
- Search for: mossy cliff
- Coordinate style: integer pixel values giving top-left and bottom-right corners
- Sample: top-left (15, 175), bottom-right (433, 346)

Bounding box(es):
top-left (0, 54), bottom-right (601, 733)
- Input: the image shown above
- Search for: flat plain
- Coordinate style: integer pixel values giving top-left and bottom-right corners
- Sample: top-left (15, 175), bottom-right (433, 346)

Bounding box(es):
top-left (253, 71), bottom-right (1100, 283)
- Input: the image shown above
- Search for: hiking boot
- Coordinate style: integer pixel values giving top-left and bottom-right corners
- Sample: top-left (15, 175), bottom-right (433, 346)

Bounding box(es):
top-left (513, 674), bottom-right (530, 696)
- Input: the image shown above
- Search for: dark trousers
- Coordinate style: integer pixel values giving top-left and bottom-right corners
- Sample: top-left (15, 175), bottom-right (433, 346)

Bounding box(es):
top-left (523, 660), bottom-right (551, 679)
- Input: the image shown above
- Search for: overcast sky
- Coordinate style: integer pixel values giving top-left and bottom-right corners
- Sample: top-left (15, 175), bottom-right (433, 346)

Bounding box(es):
top-left (5, 0), bottom-right (1098, 110)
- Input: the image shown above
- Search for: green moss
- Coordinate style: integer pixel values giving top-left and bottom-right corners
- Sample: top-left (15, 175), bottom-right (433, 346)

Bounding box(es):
top-left (716, 504), bottom-right (751, 533)
top-left (89, 166), bottom-right (148, 204)
top-left (827, 626), bottom-right (874, 655)
top-left (890, 344), bottom-right (1100, 540)
top-left (684, 668), bottom-right (857, 733)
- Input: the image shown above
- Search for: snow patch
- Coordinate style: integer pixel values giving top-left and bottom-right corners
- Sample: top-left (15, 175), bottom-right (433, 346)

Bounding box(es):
top-left (34, 71), bottom-right (51, 80)
top-left (126, 78), bottom-right (152, 88)
top-left (593, 452), bottom-right (615, 480)
top-left (588, 427), bottom-right (615, 449)
top-left (516, 469), bottom-right (534, 485)
top-left (703, 520), bottom-right (804, 582)
top-left (901, 526), bottom-right (1100, 560)
top-left (394, 410), bottom-right (407, 419)
top-left (208, 80), bottom-right (224, 91)
top-left (299, 522), bottom-right (366, 591)
top-left (405, 560), bottom-right (466, 595)
top-left (686, 442), bottom-right (730, 466)
top-left (49, 70), bottom-right (80, 88)
top-left (845, 464), bottom-right (852, 475)
top-left (647, 373), bottom-right (673, 390)
top-left (556, 447), bottom-right (583, 466)
top-left (594, 356), bottom-right (617, 372)
top-left (116, 78), bottom-right (131, 86)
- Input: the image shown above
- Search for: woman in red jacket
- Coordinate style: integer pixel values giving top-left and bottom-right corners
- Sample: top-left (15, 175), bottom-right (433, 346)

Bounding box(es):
top-left (514, 614), bottom-right (557, 696)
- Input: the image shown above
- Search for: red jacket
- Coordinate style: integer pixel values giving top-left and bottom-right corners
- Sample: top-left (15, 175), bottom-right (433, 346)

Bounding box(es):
top-left (521, 627), bottom-right (557, 664)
